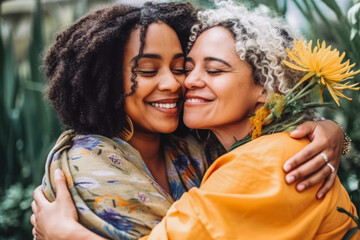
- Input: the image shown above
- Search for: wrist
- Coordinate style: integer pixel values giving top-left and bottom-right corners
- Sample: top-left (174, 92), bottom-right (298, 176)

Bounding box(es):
top-left (61, 220), bottom-right (88, 240)
top-left (330, 120), bottom-right (352, 155)
top-left (64, 221), bottom-right (108, 240)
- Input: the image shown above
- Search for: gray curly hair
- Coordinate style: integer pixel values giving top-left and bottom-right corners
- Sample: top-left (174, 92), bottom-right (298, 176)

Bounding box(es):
top-left (188, 0), bottom-right (305, 96)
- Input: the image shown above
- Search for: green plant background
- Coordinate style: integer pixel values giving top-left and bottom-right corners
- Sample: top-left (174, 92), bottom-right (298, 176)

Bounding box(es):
top-left (1, 0), bottom-right (359, 239)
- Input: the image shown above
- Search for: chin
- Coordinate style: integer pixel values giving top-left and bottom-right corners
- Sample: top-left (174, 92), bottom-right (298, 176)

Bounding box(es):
top-left (158, 127), bottom-right (177, 133)
top-left (156, 122), bottom-right (179, 133)
top-left (184, 119), bottom-right (206, 129)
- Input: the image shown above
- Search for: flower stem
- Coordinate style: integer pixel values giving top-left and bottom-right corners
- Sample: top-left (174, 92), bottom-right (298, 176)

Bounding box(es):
top-left (285, 80), bottom-right (306, 100)
top-left (287, 78), bottom-right (318, 104)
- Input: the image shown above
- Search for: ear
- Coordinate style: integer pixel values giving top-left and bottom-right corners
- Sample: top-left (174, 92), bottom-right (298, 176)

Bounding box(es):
top-left (257, 87), bottom-right (267, 104)
top-left (252, 86), bottom-right (267, 113)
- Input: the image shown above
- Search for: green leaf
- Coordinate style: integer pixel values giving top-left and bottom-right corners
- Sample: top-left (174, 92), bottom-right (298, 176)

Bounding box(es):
top-left (321, 0), bottom-right (345, 20)
top-left (342, 227), bottom-right (359, 240)
top-left (29, 0), bottom-right (44, 83)
top-left (337, 207), bottom-right (360, 225)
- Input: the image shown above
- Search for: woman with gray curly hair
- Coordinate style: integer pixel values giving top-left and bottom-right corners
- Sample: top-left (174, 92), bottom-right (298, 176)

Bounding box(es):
top-left (187, 1), bottom-right (303, 96)
top-left (141, 1), bottom-right (359, 239)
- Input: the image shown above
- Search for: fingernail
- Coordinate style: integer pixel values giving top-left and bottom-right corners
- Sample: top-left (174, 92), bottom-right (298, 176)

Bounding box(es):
top-left (283, 163), bottom-right (292, 172)
top-left (317, 193), bottom-right (323, 199)
top-left (55, 169), bottom-right (64, 179)
top-left (286, 175), bottom-right (295, 184)
top-left (291, 130), bottom-right (300, 135)
top-left (297, 184), bottom-right (305, 192)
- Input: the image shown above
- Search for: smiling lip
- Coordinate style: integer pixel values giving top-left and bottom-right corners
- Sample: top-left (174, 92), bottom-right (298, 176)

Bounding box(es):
top-left (147, 98), bottom-right (179, 114)
top-left (184, 95), bottom-right (212, 106)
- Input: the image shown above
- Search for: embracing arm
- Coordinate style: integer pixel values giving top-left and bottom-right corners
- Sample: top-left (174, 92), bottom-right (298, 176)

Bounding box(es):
top-left (31, 169), bottom-right (107, 240)
top-left (286, 120), bottom-right (344, 198)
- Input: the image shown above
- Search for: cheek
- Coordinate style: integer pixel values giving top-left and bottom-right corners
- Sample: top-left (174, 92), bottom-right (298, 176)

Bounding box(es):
top-left (214, 81), bottom-right (241, 104)
top-left (176, 75), bottom-right (186, 94)
top-left (122, 71), bottom-right (133, 93)
top-left (175, 74), bottom-right (186, 85)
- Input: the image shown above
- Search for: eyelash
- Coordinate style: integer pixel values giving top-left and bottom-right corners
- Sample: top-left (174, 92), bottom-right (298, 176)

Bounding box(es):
top-left (183, 68), bottom-right (192, 75)
top-left (172, 68), bottom-right (185, 75)
top-left (184, 65), bottom-right (225, 76)
top-left (135, 68), bottom-right (185, 77)
top-left (135, 70), bottom-right (157, 77)
top-left (206, 69), bottom-right (223, 75)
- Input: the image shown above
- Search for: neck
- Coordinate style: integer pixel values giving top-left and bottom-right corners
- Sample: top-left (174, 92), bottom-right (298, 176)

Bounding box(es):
top-left (210, 118), bottom-right (251, 151)
top-left (127, 130), bottom-right (171, 194)
top-left (128, 131), bottom-right (162, 166)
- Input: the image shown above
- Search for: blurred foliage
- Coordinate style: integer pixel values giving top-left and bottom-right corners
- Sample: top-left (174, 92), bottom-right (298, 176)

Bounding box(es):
top-left (1, 0), bottom-right (359, 239)
top-left (0, 0), bottom-right (110, 238)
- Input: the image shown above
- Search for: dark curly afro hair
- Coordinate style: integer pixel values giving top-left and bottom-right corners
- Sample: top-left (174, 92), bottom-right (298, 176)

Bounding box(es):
top-left (45, 2), bottom-right (197, 137)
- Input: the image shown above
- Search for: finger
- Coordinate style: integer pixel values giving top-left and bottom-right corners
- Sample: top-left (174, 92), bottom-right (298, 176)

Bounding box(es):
top-left (33, 186), bottom-right (50, 206)
top-left (31, 200), bottom-right (38, 213)
top-left (285, 154), bottom-right (326, 184)
top-left (283, 141), bottom-right (322, 173)
top-left (295, 164), bottom-right (332, 192)
top-left (30, 214), bottom-right (36, 226)
top-left (290, 121), bottom-right (316, 139)
top-left (54, 169), bottom-right (71, 201)
top-left (316, 172), bottom-right (337, 199)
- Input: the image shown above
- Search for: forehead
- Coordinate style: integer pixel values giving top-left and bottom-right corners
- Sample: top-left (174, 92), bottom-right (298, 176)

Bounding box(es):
top-left (125, 22), bottom-right (183, 56)
top-left (189, 27), bottom-right (237, 58)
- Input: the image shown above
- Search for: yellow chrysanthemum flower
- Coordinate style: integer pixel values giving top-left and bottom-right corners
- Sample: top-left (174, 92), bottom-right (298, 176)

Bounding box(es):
top-left (283, 38), bottom-right (360, 106)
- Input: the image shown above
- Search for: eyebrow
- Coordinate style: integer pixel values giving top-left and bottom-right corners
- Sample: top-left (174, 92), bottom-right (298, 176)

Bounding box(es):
top-left (131, 53), bottom-right (185, 62)
top-left (204, 57), bottom-right (232, 67)
top-left (185, 57), bottom-right (194, 64)
top-left (174, 53), bottom-right (186, 59)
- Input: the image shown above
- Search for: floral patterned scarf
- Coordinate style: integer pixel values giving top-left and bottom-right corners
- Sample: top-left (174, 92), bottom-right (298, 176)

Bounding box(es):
top-left (42, 130), bottom-right (223, 239)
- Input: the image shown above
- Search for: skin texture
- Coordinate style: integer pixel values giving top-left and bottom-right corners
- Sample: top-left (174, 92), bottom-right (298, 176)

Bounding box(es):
top-left (184, 27), bottom-right (266, 150)
top-left (285, 120), bottom-right (343, 198)
top-left (124, 22), bottom-right (187, 194)
top-left (123, 23), bottom-right (185, 135)
top-left (30, 23), bottom-right (345, 240)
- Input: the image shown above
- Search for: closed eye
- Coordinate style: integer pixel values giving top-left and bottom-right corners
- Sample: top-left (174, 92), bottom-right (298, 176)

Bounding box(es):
top-left (206, 69), bottom-right (224, 75)
top-left (172, 68), bottom-right (185, 75)
top-left (134, 70), bottom-right (157, 77)
top-left (184, 68), bottom-right (193, 76)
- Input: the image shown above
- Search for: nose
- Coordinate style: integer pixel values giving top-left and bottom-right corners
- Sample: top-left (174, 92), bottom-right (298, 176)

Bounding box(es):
top-left (184, 68), bottom-right (205, 90)
top-left (158, 70), bottom-right (182, 93)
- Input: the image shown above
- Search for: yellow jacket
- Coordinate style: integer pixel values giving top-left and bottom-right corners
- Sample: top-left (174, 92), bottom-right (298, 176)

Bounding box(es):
top-left (142, 132), bottom-right (359, 240)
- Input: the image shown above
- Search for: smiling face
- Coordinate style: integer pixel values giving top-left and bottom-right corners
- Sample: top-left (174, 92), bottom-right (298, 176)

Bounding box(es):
top-left (183, 27), bottom-right (266, 141)
top-left (123, 22), bottom-right (185, 134)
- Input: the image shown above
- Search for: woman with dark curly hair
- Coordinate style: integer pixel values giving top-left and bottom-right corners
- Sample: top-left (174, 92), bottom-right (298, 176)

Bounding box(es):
top-left (34, 3), bottom-right (219, 239)
top-left (31, 1), bottom-right (347, 240)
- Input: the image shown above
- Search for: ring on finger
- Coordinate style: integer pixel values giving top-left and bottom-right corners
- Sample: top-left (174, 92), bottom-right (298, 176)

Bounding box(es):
top-left (320, 153), bottom-right (329, 163)
top-left (326, 162), bottom-right (335, 173)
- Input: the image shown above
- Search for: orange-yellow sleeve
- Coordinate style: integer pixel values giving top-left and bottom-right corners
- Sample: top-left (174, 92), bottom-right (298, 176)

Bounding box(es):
top-left (142, 133), bottom-right (358, 240)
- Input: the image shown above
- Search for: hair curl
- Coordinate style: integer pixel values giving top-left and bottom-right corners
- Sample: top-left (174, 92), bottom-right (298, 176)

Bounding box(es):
top-left (45, 2), bottom-right (197, 137)
top-left (188, 0), bottom-right (304, 96)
